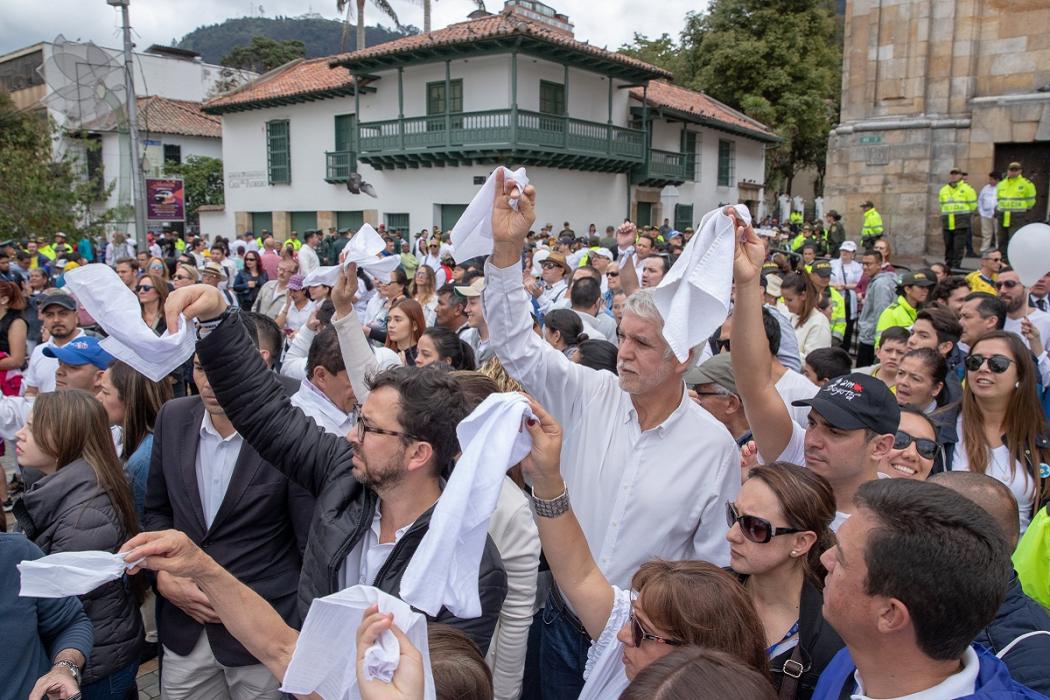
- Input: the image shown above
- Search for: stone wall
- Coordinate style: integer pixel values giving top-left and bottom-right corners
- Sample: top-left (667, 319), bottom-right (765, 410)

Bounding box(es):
top-left (824, 0), bottom-right (1050, 257)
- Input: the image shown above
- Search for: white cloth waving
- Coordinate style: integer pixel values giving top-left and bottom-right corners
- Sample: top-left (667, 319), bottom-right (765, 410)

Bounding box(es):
top-left (63, 264), bottom-right (197, 382)
top-left (306, 223), bottom-right (402, 287)
top-left (450, 166), bottom-right (529, 262)
top-left (280, 585), bottom-right (435, 700)
top-left (400, 392), bottom-right (534, 618)
top-left (650, 204), bottom-right (748, 362)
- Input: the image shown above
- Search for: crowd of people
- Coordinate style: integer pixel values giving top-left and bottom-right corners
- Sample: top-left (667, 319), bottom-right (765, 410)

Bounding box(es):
top-left (2, 168), bottom-right (1050, 700)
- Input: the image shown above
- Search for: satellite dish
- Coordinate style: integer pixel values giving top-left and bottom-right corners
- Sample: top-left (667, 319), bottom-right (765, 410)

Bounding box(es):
top-left (40, 35), bottom-right (127, 130)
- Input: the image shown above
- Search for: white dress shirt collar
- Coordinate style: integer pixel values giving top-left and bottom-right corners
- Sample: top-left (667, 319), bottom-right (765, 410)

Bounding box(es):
top-left (195, 411), bottom-right (243, 529)
top-left (290, 378), bottom-right (356, 437)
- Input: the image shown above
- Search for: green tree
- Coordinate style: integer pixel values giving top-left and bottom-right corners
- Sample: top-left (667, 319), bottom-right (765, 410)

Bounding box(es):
top-left (617, 33), bottom-right (686, 79)
top-left (0, 93), bottom-right (116, 241)
top-left (679, 0), bottom-right (840, 192)
top-left (221, 36), bottom-right (306, 73)
top-left (620, 0), bottom-right (841, 193)
top-left (164, 156), bottom-right (224, 226)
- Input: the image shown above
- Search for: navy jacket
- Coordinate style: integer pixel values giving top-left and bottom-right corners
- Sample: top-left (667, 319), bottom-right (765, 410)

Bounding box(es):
top-left (973, 574), bottom-right (1050, 696)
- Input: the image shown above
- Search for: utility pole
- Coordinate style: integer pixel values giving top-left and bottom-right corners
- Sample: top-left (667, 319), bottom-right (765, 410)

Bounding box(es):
top-left (108, 0), bottom-right (148, 252)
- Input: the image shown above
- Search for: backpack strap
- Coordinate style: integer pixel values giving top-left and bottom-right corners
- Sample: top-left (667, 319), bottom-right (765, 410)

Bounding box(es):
top-left (995, 630), bottom-right (1050, 659)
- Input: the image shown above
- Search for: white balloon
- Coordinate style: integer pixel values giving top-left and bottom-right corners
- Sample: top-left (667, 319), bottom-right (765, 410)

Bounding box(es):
top-left (1007, 223), bottom-right (1050, 286)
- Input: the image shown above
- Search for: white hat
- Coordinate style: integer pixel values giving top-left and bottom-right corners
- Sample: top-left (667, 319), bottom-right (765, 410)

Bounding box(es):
top-left (840, 240), bottom-right (858, 252)
top-left (591, 247), bottom-right (614, 260)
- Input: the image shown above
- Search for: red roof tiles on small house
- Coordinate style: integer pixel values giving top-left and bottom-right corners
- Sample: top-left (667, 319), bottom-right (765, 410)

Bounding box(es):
top-left (84, 96), bottom-right (221, 138)
top-left (630, 81), bottom-right (780, 143)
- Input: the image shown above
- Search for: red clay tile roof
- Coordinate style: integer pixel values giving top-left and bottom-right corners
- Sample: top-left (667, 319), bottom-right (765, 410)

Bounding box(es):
top-left (203, 57), bottom-right (361, 113)
top-left (630, 80), bottom-right (779, 142)
top-left (330, 8), bottom-right (671, 79)
top-left (83, 96), bottom-right (221, 138)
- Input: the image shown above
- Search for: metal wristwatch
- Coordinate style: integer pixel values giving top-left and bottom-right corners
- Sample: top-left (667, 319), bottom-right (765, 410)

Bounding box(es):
top-left (530, 485), bottom-right (571, 518)
top-left (53, 659), bottom-right (81, 685)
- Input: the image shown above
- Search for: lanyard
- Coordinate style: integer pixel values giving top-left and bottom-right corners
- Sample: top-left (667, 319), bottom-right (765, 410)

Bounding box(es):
top-left (767, 620), bottom-right (800, 655)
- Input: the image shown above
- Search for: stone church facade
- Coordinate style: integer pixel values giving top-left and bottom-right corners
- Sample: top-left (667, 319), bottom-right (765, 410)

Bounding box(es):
top-left (823, 0), bottom-right (1050, 256)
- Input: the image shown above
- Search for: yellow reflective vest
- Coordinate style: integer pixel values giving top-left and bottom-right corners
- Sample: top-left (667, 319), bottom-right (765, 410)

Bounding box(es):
top-left (938, 182), bottom-right (978, 231)
top-left (828, 287), bottom-right (846, 341)
top-left (876, 295), bottom-right (917, 344)
top-left (862, 208), bottom-right (884, 241)
top-left (996, 175), bottom-right (1036, 227)
top-left (789, 211), bottom-right (803, 225)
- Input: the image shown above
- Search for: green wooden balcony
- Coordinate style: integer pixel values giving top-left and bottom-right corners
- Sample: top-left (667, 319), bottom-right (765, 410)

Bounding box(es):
top-left (355, 109), bottom-right (646, 172)
top-left (632, 149), bottom-right (695, 187)
top-left (325, 150), bottom-right (357, 182)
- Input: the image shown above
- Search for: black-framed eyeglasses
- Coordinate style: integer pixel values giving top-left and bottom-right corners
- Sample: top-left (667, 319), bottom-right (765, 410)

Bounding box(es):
top-left (964, 353), bottom-right (1013, 374)
top-left (541, 262), bottom-right (561, 270)
top-left (629, 612), bottom-right (683, 648)
top-left (356, 418), bottom-right (425, 443)
top-left (725, 502), bottom-right (803, 544)
top-left (995, 280), bottom-right (1020, 290)
top-left (893, 431), bottom-right (939, 460)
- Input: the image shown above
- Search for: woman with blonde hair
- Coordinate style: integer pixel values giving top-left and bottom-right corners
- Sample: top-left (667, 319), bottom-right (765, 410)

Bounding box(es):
top-left (13, 390), bottom-right (143, 698)
top-left (136, 272), bottom-right (169, 335)
top-left (171, 263), bottom-right (200, 289)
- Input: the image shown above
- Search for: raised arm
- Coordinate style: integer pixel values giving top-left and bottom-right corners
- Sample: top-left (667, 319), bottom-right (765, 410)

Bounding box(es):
top-left (728, 209), bottom-right (795, 462)
top-left (332, 263), bottom-right (380, 404)
top-left (165, 285), bottom-right (354, 497)
top-left (520, 399), bottom-right (613, 641)
top-left (484, 172), bottom-right (607, 424)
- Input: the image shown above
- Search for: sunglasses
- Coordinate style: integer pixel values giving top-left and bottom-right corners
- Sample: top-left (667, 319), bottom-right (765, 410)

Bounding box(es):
top-left (995, 280), bottom-right (1020, 290)
top-left (136, 285), bottom-right (154, 292)
top-left (173, 274), bottom-right (193, 281)
top-left (964, 353), bottom-right (1014, 374)
top-left (629, 611), bottom-right (682, 648)
top-left (725, 502), bottom-right (802, 544)
top-left (606, 271), bottom-right (619, 277)
top-left (541, 262), bottom-right (562, 270)
top-left (893, 431), bottom-right (939, 460)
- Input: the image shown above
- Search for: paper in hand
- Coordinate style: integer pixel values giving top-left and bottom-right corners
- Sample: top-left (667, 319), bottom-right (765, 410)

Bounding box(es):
top-left (303, 224), bottom-right (402, 288)
top-left (63, 264), bottom-right (196, 382)
top-left (19, 550), bottom-right (140, 598)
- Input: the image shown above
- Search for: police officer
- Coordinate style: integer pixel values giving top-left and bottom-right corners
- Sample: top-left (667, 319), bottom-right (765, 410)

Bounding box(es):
top-left (938, 167), bottom-right (978, 270)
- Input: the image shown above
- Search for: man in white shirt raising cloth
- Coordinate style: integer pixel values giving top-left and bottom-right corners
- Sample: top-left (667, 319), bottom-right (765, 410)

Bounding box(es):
top-left (484, 170), bottom-right (739, 698)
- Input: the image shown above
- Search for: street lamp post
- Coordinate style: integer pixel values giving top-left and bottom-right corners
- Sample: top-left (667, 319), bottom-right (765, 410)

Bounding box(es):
top-left (107, 0), bottom-right (148, 252)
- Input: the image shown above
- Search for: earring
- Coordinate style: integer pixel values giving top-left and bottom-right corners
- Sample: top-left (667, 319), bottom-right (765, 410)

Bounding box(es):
top-left (790, 550), bottom-right (799, 557)
top-left (1016, 381), bottom-right (1021, 388)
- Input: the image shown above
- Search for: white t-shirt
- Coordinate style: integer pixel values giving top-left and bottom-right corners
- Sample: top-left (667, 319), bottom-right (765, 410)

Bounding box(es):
top-left (22, 329), bottom-right (87, 394)
top-left (1004, 309), bottom-right (1050, 351)
top-left (775, 369), bottom-right (819, 428)
top-left (953, 416), bottom-right (1036, 533)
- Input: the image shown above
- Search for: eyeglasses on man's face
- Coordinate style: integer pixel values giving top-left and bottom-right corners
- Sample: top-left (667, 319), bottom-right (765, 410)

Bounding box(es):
top-left (355, 417), bottom-right (425, 443)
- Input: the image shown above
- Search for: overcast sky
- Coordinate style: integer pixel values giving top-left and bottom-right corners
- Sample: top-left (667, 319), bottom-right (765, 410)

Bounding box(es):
top-left (1, 1), bottom-right (704, 58)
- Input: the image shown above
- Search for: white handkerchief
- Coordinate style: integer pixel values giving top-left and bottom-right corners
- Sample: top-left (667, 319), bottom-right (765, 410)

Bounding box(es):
top-left (19, 550), bottom-right (137, 598)
top-left (651, 204), bottom-right (748, 362)
top-left (400, 393), bottom-right (533, 618)
top-left (63, 264), bottom-right (197, 381)
top-left (450, 167), bottom-right (529, 262)
top-left (308, 225), bottom-right (404, 287)
top-left (281, 585), bottom-right (435, 700)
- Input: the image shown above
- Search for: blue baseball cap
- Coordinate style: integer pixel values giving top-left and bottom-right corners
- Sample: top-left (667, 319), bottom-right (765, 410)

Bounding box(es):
top-left (43, 336), bottom-right (114, 370)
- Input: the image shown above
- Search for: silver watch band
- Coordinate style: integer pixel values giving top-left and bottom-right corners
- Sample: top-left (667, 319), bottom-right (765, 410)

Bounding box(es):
top-left (530, 485), bottom-right (570, 518)
top-left (53, 659), bottom-right (81, 684)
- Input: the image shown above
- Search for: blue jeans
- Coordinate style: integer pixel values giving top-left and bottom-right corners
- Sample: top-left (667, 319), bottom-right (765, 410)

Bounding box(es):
top-left (80, 661), bottom-right (139, 700)
top-left (536, 588), bottom-right (591, 700)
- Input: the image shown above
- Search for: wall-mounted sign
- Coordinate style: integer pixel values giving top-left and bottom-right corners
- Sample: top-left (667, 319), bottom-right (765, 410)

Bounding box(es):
top-left (145, 177), bottom-right (185, 221)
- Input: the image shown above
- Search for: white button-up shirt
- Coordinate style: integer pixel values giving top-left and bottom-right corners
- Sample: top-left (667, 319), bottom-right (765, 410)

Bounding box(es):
top-left (484, 261), bottom-right (739, 588)
top-left (290, 378), bottom-right (356, 437)
top-left (195, 411), bottom-right (243, 529)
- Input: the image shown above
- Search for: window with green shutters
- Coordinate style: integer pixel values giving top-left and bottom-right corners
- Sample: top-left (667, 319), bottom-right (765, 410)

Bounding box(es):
top-left (266, 119), bottom-right (291, 185)
top-left (681, 130), bottom-right (698, 181)
top-left (334, 114), bottom-right (356, 152)
top-left (539, 81), bottom-right (566, 116)
top-left (427, 80), bottom-right (463, 115)
top-left (336, 211), bottom-right (364, 231)
top-left (251, 212), bottom-right (273, 234)
top-left (385, 213), bottom-right (410, 236)
top-left (635, 202), bottom-right (652, 227)
top-left (717, 139), bottom-right (735, 187)
top-left (674, 204), bottom-right (693, 232)
top-left (290, 211), bottom-right (317, 233)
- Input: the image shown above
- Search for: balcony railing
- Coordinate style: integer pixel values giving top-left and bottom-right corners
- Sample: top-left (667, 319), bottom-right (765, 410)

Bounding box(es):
top-left (633, 149), bottom-right (694, 186)
top-left (355, 109), bottom-right (646, 169)
top-left (325, 150), bottom-right (357, 182)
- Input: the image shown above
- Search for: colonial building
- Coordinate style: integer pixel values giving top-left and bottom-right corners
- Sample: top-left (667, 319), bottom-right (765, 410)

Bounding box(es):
top-left (200, 0), bottom-right (777, 240)
top-left (824, 0), bottom-right (1050, 255)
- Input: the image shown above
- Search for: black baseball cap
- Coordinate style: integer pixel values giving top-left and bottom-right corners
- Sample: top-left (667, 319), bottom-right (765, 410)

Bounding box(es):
top-left (901, 270), bottom-right (935, 287)
top-left (39, 290), bottom-right (77, 311)
top-left (792, 373), bottom-right (900, 435)
top-left (811, 260), bottom-right (833, 277)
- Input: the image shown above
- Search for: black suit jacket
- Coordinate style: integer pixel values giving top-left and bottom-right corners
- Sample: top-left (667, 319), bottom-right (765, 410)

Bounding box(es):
top-left (144, 396), bottom-right (314, 666)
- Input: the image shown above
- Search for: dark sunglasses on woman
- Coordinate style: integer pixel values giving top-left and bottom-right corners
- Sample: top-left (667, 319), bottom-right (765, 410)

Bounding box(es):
top-left (964, 353), bottom-right (1013, 374)
top-left (629, 611), bottom-right (682, 647)
top-left (725, 502), bottom-right (802, 544)
top-left (892, 431), bottom-right (939, 460)
top-left (136, 285), bottom-right (154, 292)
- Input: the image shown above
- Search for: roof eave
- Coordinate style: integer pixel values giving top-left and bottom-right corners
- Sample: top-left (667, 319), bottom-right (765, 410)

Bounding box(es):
top-left (330, 35), bottom-right (671, 83)
top-left (203, 84), bottom-right (371, 115)
top-left (631, 98), bottom-right (781, 144)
